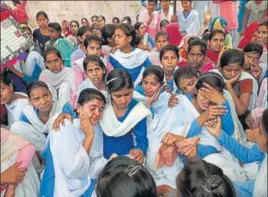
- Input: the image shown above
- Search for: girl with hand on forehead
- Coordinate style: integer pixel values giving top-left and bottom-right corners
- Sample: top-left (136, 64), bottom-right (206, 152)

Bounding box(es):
top-left (168, 72), bottom-right (249, 181)
top-left (134, 66), bottom-right (191, 190)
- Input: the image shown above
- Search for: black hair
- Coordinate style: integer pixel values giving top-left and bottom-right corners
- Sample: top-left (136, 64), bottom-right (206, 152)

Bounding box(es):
top-left (134, 22), bottom-right (143, 31)
top-left (27, 81), bottom-right (49, 98)
top-left (188, 38), bottom-right (207, 56)
top-left (77, 88), bottom-right (106, 106)
top-left (43, 47), bottom-right (62, 61)
top-left (81, 18), bottom-right (89, 24)
top-left (77, 26), bottom-right (93, 38)
top-left (196, 72), bottom-right (225, 92)
top-left (159, 45), bottom-right (179, 61)
top-left (136, 14), bottom-right (140, 23)
top-left (48, 22), bottom-right (61, 33)
top-left (134, 34), bottom-right (144, 47)
top-left (187, 36), bottom-right (199, 45)
top-left (259, 20), bottom-right (268, 27)
top-left (0, 70), bottom-right (13, 86)
top-left (96, 156), bottom-right (157, 197)
top-left (142, 66), bottom-right (165, 85)
top-left (83, 55), bottom-right (107, 77)
top-left (243, 42), bottom-right (263, 57)
top-left (177, 158), bottom-right (236, 197)
top-left (106, 69), bottom-right (133, 93)
top-left (116, 23), bottom-right (136, 47)
top-left (148, 0), bottom-right (158, 5)
top-left (121, 16), bottom-right (132, 25)
top-left (174, 66), bottom-right (198, 88)
top-left (160, 19), bottom-right (169, 29)
top-left (262, 108), bottom-right (268, 135)
top-left (98, 15), bottom-right (106, 22)
top-left (84, 35), bottom-right (102, 49)
top-left (202, 32), bottom-right (210, 43)
top-left (112, 17), bottom-right (120, 23)
top-left (36, 11), bottom-right (49, 21)
top-left (12, 0), bottom-right (20, 5)
top-left (208, 29), bottom-right (226, 41)
top-left (70, 20), bottom-right (80, 28)
top-left (102, 24), bottom-right (116, 45)
top-left (155, 31), bottom-right (169, 42)
top-left (220, 49), bottom-right (244, 68)
top-left (91, 15), bottom-right (98, 21)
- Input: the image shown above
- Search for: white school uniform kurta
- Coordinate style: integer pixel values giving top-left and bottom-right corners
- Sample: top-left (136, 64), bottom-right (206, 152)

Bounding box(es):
top-left (49, 119), bottom-right (105, 197)
top-left (109, 48), bottom-right (150, 88)
top-left (159, 7), bottom-right (174, 22)
top-left (223, 90), bottom-right (247, 146)
top-left (177, 9), bottom-right (200, 34)
top-left (77, 78), bottom-right (108, 102)
top-left (21, 50), bottom-right (45, 77)
top-left (253, 154), bottom-right (267, 197)
top-left (151, 94), bottom-right (248, 182)
top-left (10, 102), bottom-right (66, 151)
top-left (5, 92), bottom-right (29, 127)
top-left (133, 91), bottom-right (184, 187)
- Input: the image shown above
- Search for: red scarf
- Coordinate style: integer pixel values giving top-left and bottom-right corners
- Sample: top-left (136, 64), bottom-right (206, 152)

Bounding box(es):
top-left (206, 49), bottom-right (220, 64)
top-left (166, 23), bottom-right (183, 46)
top-left (238, 22), bottom-right (259, 49)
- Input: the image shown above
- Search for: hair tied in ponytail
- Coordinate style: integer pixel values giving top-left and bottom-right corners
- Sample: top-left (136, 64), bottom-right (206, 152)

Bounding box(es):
top-left (204, 175), bottom-right (223, 191)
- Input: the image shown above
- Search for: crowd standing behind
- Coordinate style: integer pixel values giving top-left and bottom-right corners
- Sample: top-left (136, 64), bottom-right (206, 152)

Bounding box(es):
top-left (1, 0), bottom-right (267, 197)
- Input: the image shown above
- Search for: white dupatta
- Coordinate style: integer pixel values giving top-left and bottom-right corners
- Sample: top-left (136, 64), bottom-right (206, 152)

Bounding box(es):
top-left (163, 72), bottom-right (178, 95)
top-left (77, 78), bottom-right (108, 102)
top-left (5, 92), bottom-right (29, 127)
top-left (223, 90), bottom-right (248, 145)
top-left (134, 91), bottom-right (184, 187)
top-left (21, 102), bottom-right (64, 133)
top-left (109, 48), bottom-right (148, 69)
top-left (50, 119), bottom-right (106, 197)
top-left (39, 67), bottom-right (74, 91)
top-left (10, 102), bottom-right (65, 151)
top-left (253, 154), bottom-right (267, 197)
top-left (177, 9), bottom-right (200, 34)
top-left (49, 120), bottom-right (90, 197)
top-left (133, 90), bottom-right (170, 136)
top-left (21, 51), bottom-right (45, 76)
top-left (110, 48), bottom-right (149, 87)
top-left (99, 101), bottom-right (151, 137)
